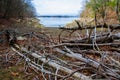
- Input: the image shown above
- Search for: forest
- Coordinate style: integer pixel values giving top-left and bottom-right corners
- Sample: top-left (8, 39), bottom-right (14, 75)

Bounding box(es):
top-left (0, 0), bottom-right (120, 80)
top-left (0, 0), bottom-right (35, 19)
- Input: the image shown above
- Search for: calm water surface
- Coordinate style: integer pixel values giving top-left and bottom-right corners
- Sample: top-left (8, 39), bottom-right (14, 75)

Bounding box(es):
top-left (38, 17), bottom-right (79, 27)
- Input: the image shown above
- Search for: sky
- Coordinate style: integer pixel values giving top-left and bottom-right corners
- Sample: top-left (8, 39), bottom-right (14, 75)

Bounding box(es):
top-left (32, 0), bottom-right (87, 16)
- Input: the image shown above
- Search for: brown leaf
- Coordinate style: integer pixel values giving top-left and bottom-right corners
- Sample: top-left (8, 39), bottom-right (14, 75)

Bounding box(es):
top-left (11, 72), bottom-right (19, 76)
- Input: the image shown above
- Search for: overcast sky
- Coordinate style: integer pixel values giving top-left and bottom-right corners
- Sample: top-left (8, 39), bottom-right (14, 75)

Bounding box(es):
top-left (32, 0), bottom-right (86, 15)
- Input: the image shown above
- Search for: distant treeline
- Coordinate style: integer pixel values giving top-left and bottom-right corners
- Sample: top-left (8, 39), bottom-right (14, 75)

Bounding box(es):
top-left (0, 0), bottom-right (36, 19)
top-left (38, 15), bottom-right (78, 18)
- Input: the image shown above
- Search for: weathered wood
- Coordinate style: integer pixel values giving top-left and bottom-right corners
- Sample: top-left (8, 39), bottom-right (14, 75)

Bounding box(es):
top-left (47, 43), bottom-right (120, 48)
top-left (54, 47), bottom-right (120, 79)
top-left (54, 48), bottom-right (100, 68)
top-left (62, 33), bottom-right (110, 43)
top-left (62, 33), bottom-right (120, 44)
top-left (110, 47), bottom-right (120, 53)
top-left (59, 24), bottom-right (120, 30)
top-left (7, 29), bottom-right (120, 79)
top-left (11, 46), bottom-right (91, 80)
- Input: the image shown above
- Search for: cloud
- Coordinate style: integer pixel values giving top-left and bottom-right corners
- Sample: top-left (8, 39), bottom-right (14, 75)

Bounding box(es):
top-left (32, 0), bottom-right (86, 15)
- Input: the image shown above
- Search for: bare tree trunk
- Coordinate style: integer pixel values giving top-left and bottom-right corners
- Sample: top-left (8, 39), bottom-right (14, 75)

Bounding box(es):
top-left (116, 0), bottom-right (120, 22)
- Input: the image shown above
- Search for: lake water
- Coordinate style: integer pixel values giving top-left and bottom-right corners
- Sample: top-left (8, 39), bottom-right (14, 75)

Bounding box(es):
top-left (38, 17), bottom-right (79, 27)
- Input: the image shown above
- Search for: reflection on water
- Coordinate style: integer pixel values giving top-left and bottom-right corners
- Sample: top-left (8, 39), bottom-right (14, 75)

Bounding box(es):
top-left (38, 17), bottom-right (79, 27)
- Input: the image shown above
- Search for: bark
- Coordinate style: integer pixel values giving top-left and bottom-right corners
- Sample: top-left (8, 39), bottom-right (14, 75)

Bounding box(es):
top-left (11, 46), bottom-right (91, 80)
top-left (62, 33), bottom-right (120, 44)
top-left (47, 43), bottom-right (120, 48)
top-left (59, 24), bottom-right (120, 31)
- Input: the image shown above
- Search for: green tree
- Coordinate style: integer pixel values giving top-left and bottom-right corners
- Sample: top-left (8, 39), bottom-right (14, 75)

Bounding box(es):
top-left (86, 0), bottom-right (110, 25)
top-left (86, 0), bottom-right (120, 24)
top-left (107, 0), bottom-right (120, 22)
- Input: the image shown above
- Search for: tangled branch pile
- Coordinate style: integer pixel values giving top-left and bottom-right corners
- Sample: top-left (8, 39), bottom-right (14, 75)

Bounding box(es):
top-left (0, 24), bottom-right (120, 80)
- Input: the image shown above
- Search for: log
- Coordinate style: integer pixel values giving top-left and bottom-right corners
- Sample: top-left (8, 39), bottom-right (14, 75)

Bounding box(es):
top-left (59, 24), bottom-right (120, 30)
top-left (62, 33), bottom-right (110, 43)
top-left (54, 48), bottom-right (100, 68)
top-left (47, 43), bottom-right (120, 48)
top-left (110, 47), bottom-right (120, 53)
top-left (62, 33), bottom-right (120, 44)
top-left (11, 46), bottom-right (91, 80)
top-left (54, 47), bottom-right (120, 79)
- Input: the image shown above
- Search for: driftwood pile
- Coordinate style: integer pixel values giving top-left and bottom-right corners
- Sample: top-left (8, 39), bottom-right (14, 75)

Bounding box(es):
top-left (0, 24), bottom-right (120, 80)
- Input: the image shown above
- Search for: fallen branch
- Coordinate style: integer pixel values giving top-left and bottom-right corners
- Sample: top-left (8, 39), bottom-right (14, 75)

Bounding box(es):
top-left (54, 47), bottom-right (120, 79)
top-left (59, 24), bottom-right (120, 31)
top-left (11, 46), bottom-right (91, 80)
top-left (54, 48), bottom-right (100, 68)
top-left (47, 43), bottom-right (120, 48)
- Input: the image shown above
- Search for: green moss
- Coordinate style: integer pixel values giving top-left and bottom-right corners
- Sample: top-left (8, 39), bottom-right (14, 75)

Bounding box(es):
top-left (0, 63), bottom-right (35, 80)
